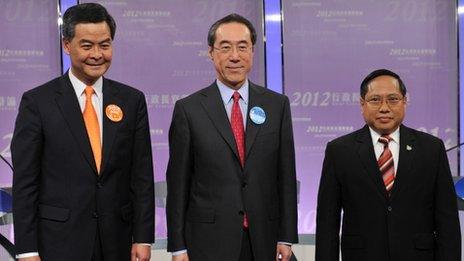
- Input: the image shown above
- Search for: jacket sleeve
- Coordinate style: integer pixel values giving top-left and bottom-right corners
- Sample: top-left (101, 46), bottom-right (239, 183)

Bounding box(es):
top-left (434, 140), bottom-right (461, 261)
top-left (166, 101), bottom-right (192, 252)
top-left (11, 92), bottom-right (43, 254)
top-left (277, 96), bottom-right (299, 243)
top-left (315, 141), bottom-right (342, 261)
top-left (130, 92), bottom-right (155, 243)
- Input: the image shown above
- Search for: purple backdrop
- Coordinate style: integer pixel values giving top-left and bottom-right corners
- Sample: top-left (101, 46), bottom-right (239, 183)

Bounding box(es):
top-left (0, 0), bottom-right (61, 185)
top-left (283, 0), bottom-right (458, 234)
top-left (0, 0), bottom-right (459, 245)
top-left (0, 0), bottom-right (61, 252)
top-left (81, 0), bottom-right (265, 239)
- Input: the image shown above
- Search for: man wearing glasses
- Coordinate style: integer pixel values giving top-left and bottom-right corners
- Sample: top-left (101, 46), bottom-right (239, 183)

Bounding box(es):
top-left (166, 13), bottom-right (298, 261)
top-left (316, 69), bottom-right (461, 261)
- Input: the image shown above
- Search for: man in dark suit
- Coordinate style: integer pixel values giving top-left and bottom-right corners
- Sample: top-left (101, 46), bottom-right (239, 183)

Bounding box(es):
top-left (315, 69), bottom-right (461, 261)
top-left (166, 14), bottom-right (298, 261)
top-left (11, 3), bottom-right (154, 261)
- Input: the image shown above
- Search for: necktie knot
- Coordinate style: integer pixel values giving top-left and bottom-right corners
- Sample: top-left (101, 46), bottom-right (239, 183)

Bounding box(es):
top-left (232, 91), bottom-right (241, 102)
top-left (378, 135), bottom-right (392, 147)
top-left (84, 86), bottom-right (95, 98)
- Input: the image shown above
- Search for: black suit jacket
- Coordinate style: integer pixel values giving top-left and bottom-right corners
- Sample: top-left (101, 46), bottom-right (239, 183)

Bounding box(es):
top-left (316, 125), bottom-right (461, 261)
top-left (11, 73), bottom-right (154, 261)
top-left (166, 82), bottom-right (298, 260)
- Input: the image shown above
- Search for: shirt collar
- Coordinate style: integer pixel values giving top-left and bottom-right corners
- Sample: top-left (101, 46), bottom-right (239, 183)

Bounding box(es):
top-left (369, 126), bottom-right (400, 145)
top-left (68, 68), bottom-right (103, 98)
top-left (216, 79), bottom-right (249, 105)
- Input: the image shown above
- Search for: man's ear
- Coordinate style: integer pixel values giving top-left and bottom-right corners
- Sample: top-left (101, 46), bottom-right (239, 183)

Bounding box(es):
top-left (62, 39), bottom-right (71, 55)
top-left (360, 97), bottom-right (365, 114)
top-left (208, 46), bottom-right (214, 60)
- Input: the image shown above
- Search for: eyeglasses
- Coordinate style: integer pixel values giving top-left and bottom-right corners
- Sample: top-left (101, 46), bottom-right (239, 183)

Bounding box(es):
top-left (363, 95), bottom-right (405, 108)
top-left (213, 44), bottom-right (252, 55)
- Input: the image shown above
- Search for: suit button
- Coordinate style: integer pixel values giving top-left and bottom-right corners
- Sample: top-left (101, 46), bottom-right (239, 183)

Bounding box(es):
top-left (97, 182), bottom-right (103, 188)
top-left (242, 182), bottom-right (247, 189)
top-left (238, 210), bottom-right (244, 216)
top-left (387, 206), bottom-right (392, 212)
top-left (92, 212), bottom-right (99, 219)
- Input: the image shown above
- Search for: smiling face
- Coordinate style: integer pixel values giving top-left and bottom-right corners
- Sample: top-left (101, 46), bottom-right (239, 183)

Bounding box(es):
top-left (208, 22), bottom-right (254, 89)
top-left (361, 75), bottom-right (407, 135)
top-left (63, 22), bottom-right (112, 86)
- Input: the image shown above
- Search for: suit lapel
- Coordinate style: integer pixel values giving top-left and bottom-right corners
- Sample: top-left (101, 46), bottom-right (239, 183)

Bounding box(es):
top-left (200, 83), bottom-right (240, 163)
top-left (389, 125), bottom-right (416, 201)
top-left (55, 73), bottom-right (97, 174)
top-left (356, 125), bottom-right (387, 202)
top-left (244, 83), bottom-right (265, 165)
top-left (100, 78), bottom-right (124, 175)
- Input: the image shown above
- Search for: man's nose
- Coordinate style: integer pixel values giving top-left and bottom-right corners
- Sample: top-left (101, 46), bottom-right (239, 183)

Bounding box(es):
top-left (89, 46), bottom-right (103, 59)
top-left (378, 100), bottom-right (391, 112)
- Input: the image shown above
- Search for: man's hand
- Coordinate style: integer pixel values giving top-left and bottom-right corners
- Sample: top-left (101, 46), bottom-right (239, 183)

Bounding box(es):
top-left (276, 244), bottom-right (293, 261)
top-left (131, 243), bottom-right (151, 261)
top-left (18, 257), bottom-right (41, 261)
top-left (172, 252), bottom-right (189, 261)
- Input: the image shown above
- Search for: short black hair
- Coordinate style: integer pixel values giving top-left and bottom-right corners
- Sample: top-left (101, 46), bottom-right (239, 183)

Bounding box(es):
top-left (62, 3), bottom-right (116, 41)
top-left (360, 69), bottom-right (407, 98)
top-left (207, 13), bottom-right (257, 47)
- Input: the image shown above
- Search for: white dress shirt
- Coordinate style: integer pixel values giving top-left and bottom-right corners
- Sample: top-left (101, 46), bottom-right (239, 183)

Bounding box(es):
top-left (69, 69), bottom-right (104, 142)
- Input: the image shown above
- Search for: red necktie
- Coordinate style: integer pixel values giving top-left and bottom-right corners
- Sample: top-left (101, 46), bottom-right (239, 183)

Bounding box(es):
top-left (231, 91), bottom-right (245, 167)
top-left (378, 135), bottom-right (395, 194)
top-left (230, 91), bottom-right (248, 227)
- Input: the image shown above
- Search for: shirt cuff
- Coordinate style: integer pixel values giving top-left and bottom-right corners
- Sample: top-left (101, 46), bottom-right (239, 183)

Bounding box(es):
top-left (278, 241), bottom-right (293, 246)
top-left (172, 249), bottom-right (187, 256)
top-left (134, 243), bottom-right (152, 247)
top-left (16, 252), bottom-right (39, 258)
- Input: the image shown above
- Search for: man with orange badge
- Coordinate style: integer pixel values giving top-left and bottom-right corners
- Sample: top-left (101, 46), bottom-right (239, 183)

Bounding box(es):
top-left (11, 3), bottom-right (154, 261)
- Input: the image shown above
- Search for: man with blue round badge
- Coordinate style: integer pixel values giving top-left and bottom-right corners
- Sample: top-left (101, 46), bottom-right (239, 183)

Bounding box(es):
top-left (166, 13), bottom-right (298, 261)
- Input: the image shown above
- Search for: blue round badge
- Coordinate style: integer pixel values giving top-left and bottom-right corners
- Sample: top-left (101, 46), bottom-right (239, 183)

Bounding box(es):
top-left (249, 106), bottom-right (266, 125)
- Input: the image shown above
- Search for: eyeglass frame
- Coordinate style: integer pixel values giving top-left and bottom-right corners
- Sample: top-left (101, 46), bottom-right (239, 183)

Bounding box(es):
top-left (362, 95), bottom-right (406, 108)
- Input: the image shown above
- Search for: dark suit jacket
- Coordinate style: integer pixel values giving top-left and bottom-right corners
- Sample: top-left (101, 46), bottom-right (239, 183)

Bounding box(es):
top-left (316, 125), bottom-right (461, 261)
top-left (166, 82), bottom-right (298, 260)
top-left (11, 73), bottom-right (154, 261)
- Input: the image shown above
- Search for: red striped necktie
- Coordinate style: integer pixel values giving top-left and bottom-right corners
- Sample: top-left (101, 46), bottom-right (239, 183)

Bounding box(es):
top-left (378, 135), bottom-right (395, 194)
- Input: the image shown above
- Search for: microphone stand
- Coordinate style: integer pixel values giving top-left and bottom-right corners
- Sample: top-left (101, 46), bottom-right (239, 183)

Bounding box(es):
top-left (0, 155), bottom-right (15, 257)
top-left (0, 154), bottom-right (12, 171)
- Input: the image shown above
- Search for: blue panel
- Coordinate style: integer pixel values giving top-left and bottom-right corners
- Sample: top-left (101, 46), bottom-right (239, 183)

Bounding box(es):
top-left (264, 0), bottom-right (283, 94)
top-left (0, 190), bottom-right (12, 213)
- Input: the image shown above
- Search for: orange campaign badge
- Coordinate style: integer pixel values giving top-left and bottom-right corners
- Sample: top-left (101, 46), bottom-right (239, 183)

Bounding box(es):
top-left (105, 104), bottom-right (123, 122)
